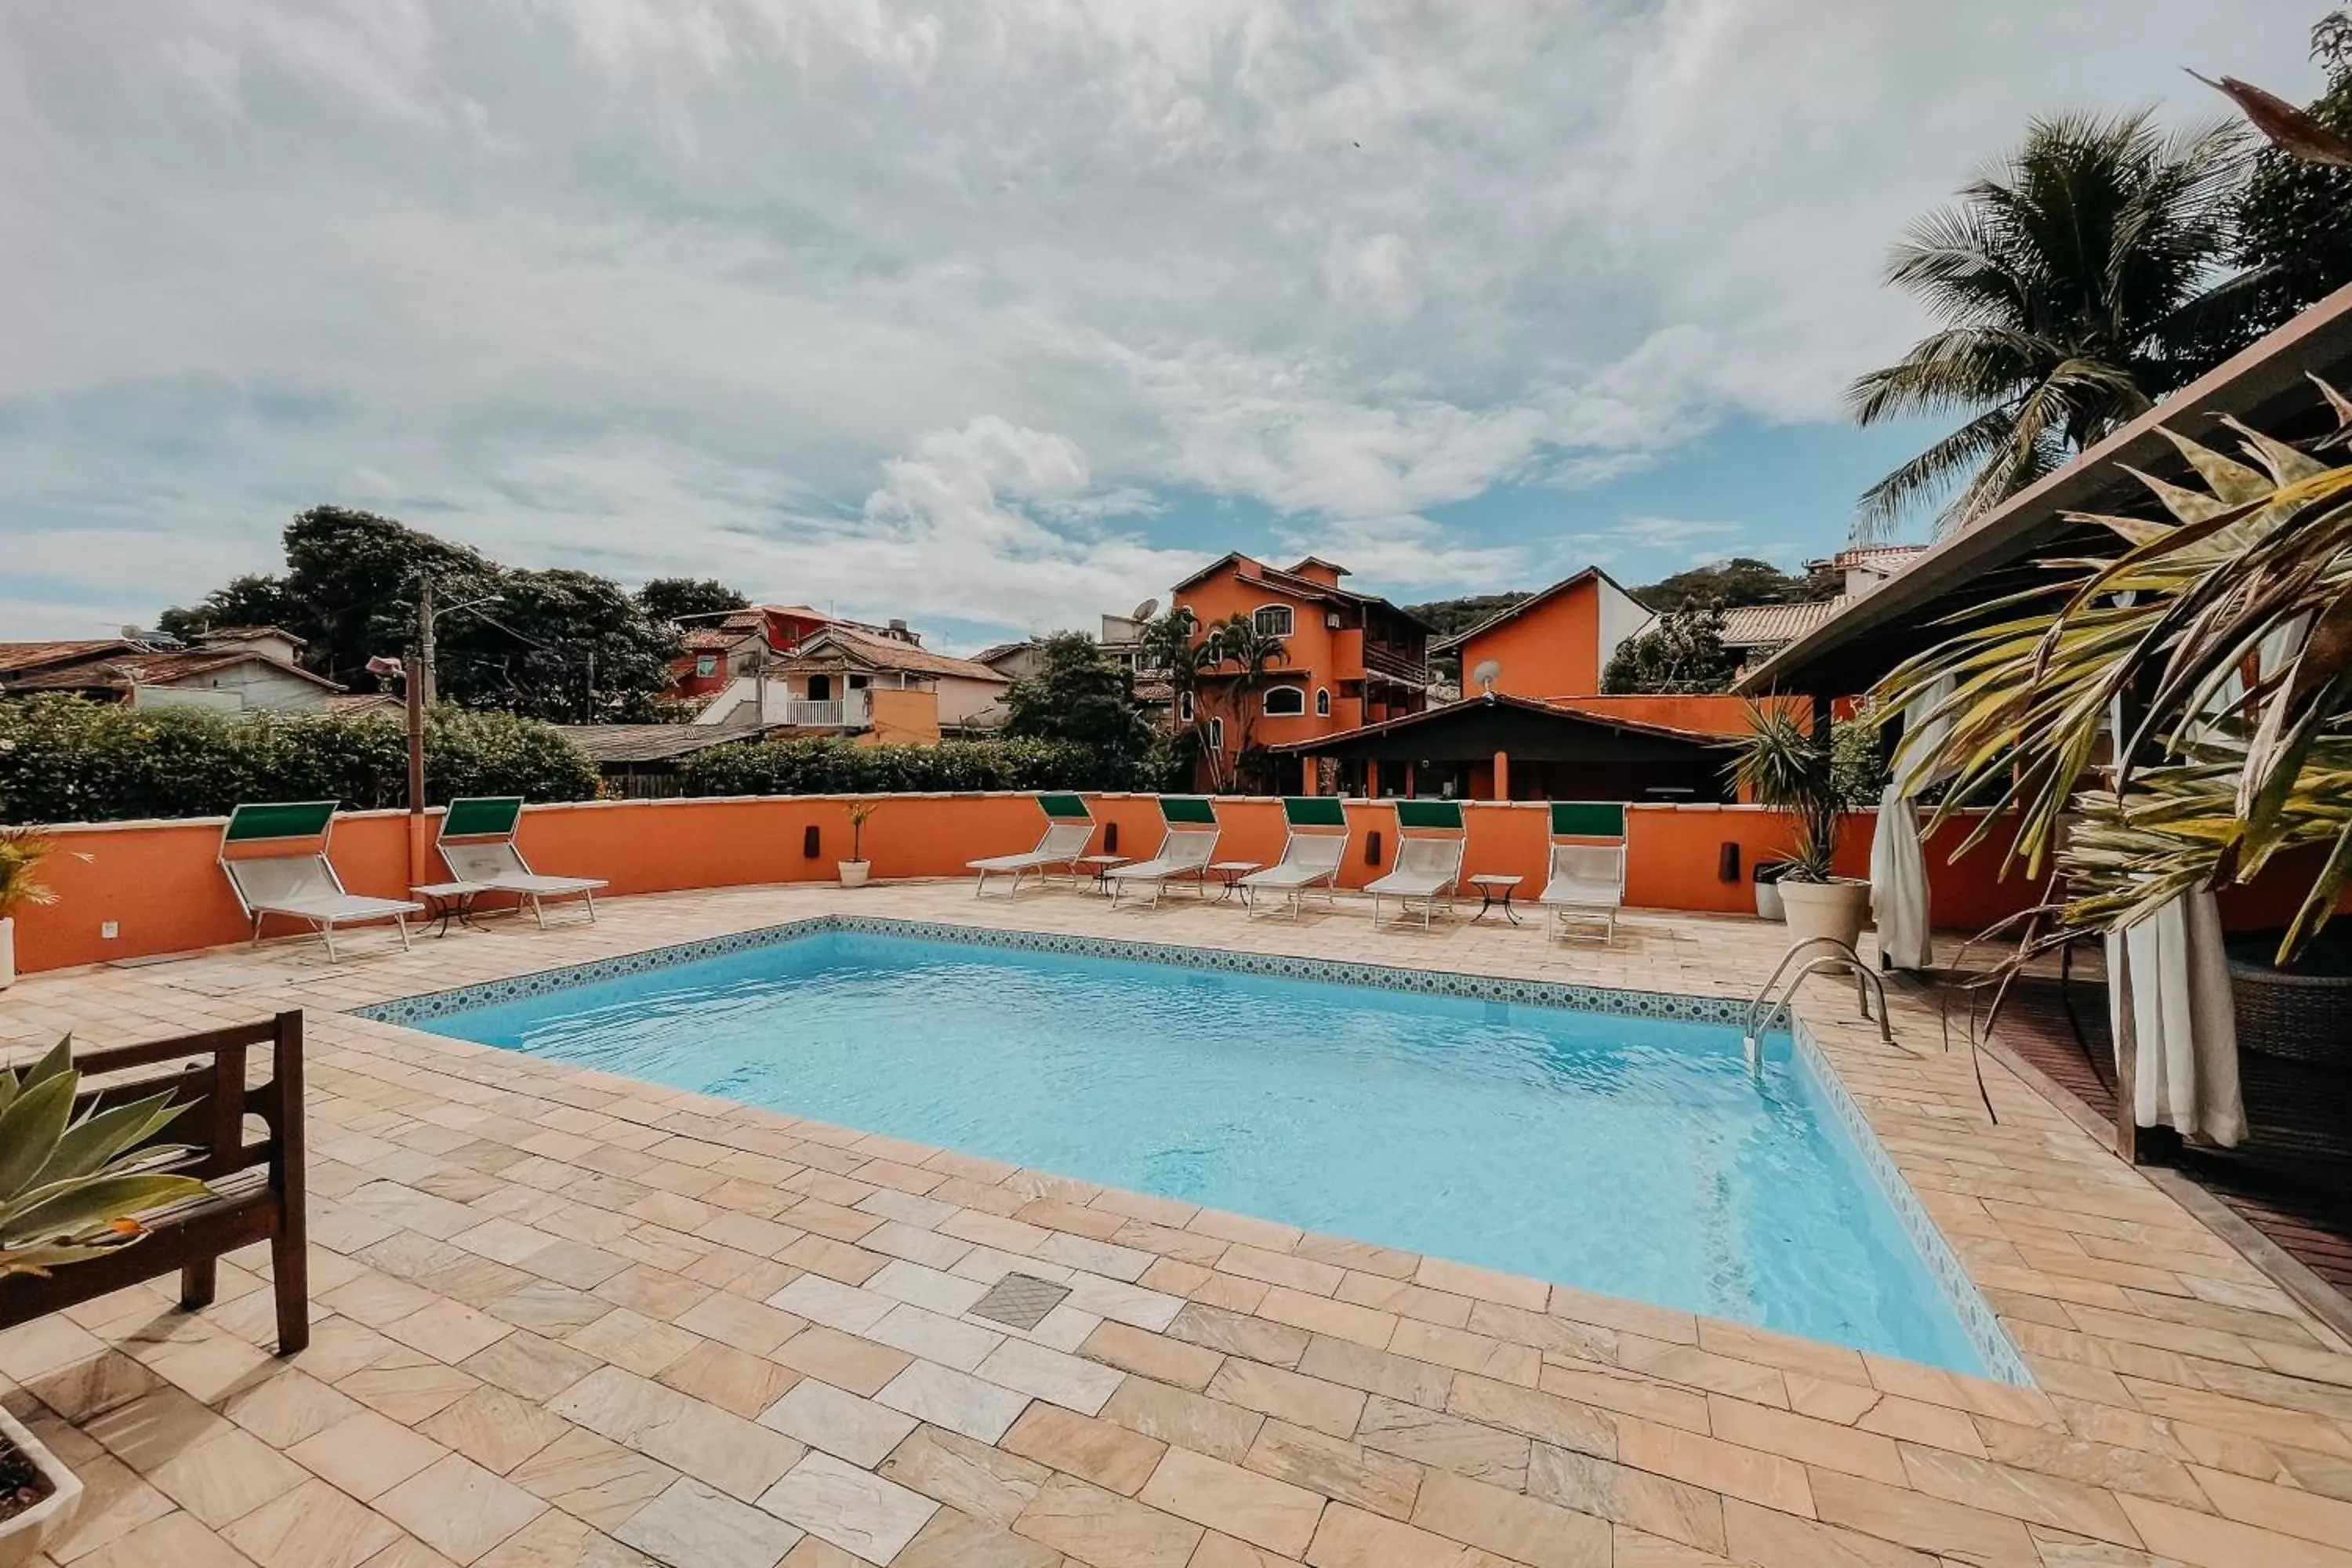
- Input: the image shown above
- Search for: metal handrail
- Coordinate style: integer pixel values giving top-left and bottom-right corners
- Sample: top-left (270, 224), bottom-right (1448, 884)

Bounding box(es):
top-left (1741, 937), bottom-right (1897, 1065)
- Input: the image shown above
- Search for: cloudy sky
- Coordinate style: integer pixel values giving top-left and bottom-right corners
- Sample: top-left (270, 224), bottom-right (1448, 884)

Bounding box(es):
top-left (0, 2), bottom-right (2325, 650)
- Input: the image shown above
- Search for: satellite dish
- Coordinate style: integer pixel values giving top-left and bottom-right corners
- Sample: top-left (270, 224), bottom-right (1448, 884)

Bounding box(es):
top-left (1131, 597), bottom-right (1160, 622)
top-left (1472, 658), bottom-right (1502, 695)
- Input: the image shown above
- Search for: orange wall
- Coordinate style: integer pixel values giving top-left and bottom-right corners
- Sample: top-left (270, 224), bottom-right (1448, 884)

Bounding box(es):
top-left (1461, 578), bottom-right (1602, 699)
top-left (862, 687), bottom-right (941, 745)
top-left (12, 794), bottom-right (2082, 976)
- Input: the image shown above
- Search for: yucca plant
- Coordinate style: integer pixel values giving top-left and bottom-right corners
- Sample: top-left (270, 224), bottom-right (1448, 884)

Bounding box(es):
top-left (1881, 383), bottom-right (2352, 962)
top-left (0, 1039), bottom-right (211, 1279)
top-left (1728, 706), bottom-right (1850, 881)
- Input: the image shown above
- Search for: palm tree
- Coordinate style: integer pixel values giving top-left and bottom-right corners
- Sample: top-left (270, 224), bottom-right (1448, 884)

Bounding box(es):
top-left (1196, 614), bottom-right (1289, 792)
top-left (1849, 111), bottom-right (2248, 540)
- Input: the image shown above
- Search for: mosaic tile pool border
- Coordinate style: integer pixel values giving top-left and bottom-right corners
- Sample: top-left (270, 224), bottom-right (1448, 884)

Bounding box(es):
top-left (353, 913), bottom-right (2034, 1386)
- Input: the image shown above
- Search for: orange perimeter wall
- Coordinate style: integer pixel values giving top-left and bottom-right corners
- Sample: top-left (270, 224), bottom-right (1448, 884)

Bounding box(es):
top-left (9, 794), bottom-right (2072, 976)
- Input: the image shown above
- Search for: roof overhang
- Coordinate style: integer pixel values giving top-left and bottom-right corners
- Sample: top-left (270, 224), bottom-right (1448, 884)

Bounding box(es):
top-left (1737, 280), bottom-right (2352, 699)
top-left (1269, 692), bottom-right (1730, 763)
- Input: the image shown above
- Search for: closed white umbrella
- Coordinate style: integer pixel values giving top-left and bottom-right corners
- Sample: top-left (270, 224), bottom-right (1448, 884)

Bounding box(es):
top-left (2105, 891), bottom-right (2245, 1148)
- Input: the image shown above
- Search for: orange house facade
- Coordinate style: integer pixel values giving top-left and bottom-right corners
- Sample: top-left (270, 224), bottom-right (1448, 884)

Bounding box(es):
top-left (1167, 554), bottom-right (1433, 792)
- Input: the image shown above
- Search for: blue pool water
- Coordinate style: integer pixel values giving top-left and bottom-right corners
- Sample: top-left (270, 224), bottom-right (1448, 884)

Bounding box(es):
top-left (416, 930), bottom-right (1997, 1374)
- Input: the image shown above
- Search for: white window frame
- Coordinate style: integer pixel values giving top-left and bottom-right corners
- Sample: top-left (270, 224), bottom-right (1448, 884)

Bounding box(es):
top-left (1315, 686), bottom-right (1330, 717)
top-left (1261, 684), bottom-right (1305, 717)
top-left (1178, 691), bottom-right (1196, 724)
top-left (1208, 716), bottom-right (1225, 751)
top-left (1252, 603), bottom-right (1294, 638)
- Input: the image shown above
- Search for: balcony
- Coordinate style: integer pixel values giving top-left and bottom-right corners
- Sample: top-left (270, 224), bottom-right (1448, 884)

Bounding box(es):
top-left (782, 691), bottom-right (869, 728)
top-left (1362, 641), bottom-right (1428, 684)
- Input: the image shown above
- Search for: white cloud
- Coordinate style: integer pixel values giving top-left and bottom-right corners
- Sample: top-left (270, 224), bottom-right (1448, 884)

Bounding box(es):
top-left (0, 0), bottom-right (2323, 642)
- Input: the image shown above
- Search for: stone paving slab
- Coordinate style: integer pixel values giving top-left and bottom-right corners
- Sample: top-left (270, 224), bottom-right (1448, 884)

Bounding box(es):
top-left (5, 878), bottom-right (2352, 1568)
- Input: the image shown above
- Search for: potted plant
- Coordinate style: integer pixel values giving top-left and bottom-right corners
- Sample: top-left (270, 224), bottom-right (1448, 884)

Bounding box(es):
top-left (0, 1038), bottom-right (213, 1565)
top-left (837, 800), bottom-right (879, 888)
top-left (1751, 858), bottom-right (1791, 921)
top-left (0, 829), bottom-right (58, 992)
top-left (1731, 707), bottom-right (1870, 953)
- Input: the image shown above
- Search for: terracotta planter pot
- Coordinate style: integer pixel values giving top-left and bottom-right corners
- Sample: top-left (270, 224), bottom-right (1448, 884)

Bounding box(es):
top-left (837, 861), bottom-right (872, 889)
top-left (0, 1403), bottom-right (82, 1568)
top-left (1777, 877), bottom-right (1871, 959)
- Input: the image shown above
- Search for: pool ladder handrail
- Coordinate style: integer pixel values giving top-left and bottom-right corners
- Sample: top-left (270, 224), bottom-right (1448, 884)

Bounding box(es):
top-left (1741, 938), bottom-right (1895, 1066)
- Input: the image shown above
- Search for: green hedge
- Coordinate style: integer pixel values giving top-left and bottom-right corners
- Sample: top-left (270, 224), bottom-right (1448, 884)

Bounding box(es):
top-left (0, 698), bottom-right (597, 824)
top-left (683, 735), bottom-right (1115, 797)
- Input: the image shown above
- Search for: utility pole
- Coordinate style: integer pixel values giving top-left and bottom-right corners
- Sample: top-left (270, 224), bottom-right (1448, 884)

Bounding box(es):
top-left (408, 576), bottom-right (434, 817)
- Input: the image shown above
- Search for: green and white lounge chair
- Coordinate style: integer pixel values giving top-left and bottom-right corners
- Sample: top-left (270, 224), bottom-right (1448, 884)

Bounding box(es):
top-left (1366, 799), bottom-right (1466, 930)
top-left (968, 793), bottom-right (1096, 895)
top-left (1105, 797), bottom-right (1221, 908)
top-left (1539, 801), bottom-right (1627, 944)
top-left (219, 800), bottom-right (423, 960)
top-left (1240, 797), bottom-right (1350, 919)
top-left (437, 797), bottom-right (608, 927)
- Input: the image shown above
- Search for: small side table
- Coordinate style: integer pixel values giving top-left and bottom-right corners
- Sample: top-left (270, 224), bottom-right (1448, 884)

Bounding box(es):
top-left (1076, 855), bottom-right (1128, 895)
top-left (1209, 861), bottom-right (1261, 905)
top-left (412, 880), bottom-right (494, 937)
top-left (1469, 874), bottom-right (1524, 926)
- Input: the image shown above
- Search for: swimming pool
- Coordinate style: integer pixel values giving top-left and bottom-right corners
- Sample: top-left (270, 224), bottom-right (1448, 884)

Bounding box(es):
top-left (386, 920), bottom-right (2020, 1378)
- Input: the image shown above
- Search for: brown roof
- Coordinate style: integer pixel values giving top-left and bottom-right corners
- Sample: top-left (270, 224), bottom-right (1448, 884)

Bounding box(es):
top-left (1428, 566), bottom-right (1643, 653)
top-left (0, 639), bottom-right (132, 676)
top-left (1268, 691), bottom-right (1729, 753)
top-left (7, 648), bottom-right (343, 695)
top-left (784, 626), bottom-right (1011, 684)
top-left (1715, 600), bottom-right (1849, 650)
top-left (195, 624), bottom-right (309, 648)
top-left (328, 693), bottom-right (403, 715)
top-left (557, 724), bottom-right (776, 764)
top-left (681, 627), bottom-right (745, 652)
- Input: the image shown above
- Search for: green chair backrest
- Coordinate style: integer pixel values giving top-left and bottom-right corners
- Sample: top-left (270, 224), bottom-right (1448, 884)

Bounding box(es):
top-left (1281, 797), bottom-right (1348, 828)
top-left (442, 797), bottom-right (525, 840)
top-left (1550, 801), bottom-right (1626, 839)
top-left (1037, 793), bottom-right (1092, 822)
top-left (1160, 796), bottom-right (1218, 825)
top-left (223, 800), bottom-right (339, 844)
top-left (1393, 799), bottom-right (1464, 831)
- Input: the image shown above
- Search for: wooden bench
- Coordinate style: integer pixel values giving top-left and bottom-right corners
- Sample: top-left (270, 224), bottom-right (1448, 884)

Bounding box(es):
top-left (0, 1011), bottom-right (309, 1355)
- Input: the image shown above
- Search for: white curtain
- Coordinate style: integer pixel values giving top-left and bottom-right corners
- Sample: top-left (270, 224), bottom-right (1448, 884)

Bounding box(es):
top-left (1870, 784), bottom-right (1931, 970)
top-left (1869, 674), bottom-right (1951, 971)
top-left (2105, 891), bottom-right (2245, 1149)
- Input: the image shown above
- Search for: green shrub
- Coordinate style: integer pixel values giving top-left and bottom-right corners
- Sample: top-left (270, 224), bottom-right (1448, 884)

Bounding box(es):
top-left (683, 735), bottom-right (1119, 797)
top-left (0, 697), bottom-right (597, 824)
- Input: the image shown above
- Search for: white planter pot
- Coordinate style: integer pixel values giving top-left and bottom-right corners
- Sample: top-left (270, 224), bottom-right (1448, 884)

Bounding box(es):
top-left (0, 916), bottom-right (14, 989)
top-left (1753, 879), bottom-right (1785, 922)
top-left (1777, 877), bottom-right (1871, 960)
top-left (837, 861), bottom-right (872, 889)
top-left (0, 1401), bottom-right (83, 1568)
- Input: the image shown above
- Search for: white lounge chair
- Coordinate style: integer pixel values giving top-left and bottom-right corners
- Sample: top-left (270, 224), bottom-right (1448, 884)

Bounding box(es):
top-left (969, 793), bottom-right (1096, 895)
top-left (1367, 800), bottom-right (1466, 930)
top-left (1539, 801), bottom-right (1627, 943)
top-left (219, 800), bottom-right (423, 960)
top-left (1240, 797), bottom-right (1350, 919)
top-left (437, 797), bottom-right (608, 928)
top-left (1105, 797), bottom-right (1221, 908)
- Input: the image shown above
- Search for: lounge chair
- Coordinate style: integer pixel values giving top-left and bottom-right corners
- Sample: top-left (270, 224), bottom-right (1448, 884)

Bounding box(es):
top-left (1367, 800), bottom-right (1466, 930)
top-left (1240, 797), bottom-right (1350, 918)
top-left (219, 800), bottom-right (423, 960)
top-left (1539, 801), bottom-right (1627, 943)
top-left (968, 793), bottom-right (1096, 895)
top-left (1105, 797), bottom-right (1221, 908)
top-left (437, 797), bottom-right (608, 927)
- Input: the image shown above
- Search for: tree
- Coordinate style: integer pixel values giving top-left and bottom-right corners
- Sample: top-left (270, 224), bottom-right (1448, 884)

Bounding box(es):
top-left (1847, 111), bottom-right (2248, 539)
top-left (1401, 593), bottom-right (1530, 642)
top-left (2210, 13), bottom-right (2352, 356)
top-left (1601, 608), bottom-right (1737, 694)
top-left (1004, 633), bottom-right (1157, 782)
top-left (160, 506), bottom-right (681, 721)
top-left (637, 577), bottom-right (751, 624)
top-left (1192, 613), bottom-right (1290, 792)
top-left (1634, 558), bottom-right (1838, 614)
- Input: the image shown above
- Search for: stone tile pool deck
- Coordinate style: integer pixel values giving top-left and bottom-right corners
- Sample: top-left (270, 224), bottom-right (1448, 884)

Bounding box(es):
top-left (4, 880), bottom-right (2350, 1568)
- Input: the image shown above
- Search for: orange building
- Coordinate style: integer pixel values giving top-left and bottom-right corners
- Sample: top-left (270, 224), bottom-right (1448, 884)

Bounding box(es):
top-left (1167, 554), bottom-right (1433, 792)
top-left (1436, 567), bottom-right (1654, 702)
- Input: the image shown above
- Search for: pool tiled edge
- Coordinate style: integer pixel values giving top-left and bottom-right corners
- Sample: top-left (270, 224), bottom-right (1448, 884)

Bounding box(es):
top-left (355, 913), bottom-right (2034, 1386)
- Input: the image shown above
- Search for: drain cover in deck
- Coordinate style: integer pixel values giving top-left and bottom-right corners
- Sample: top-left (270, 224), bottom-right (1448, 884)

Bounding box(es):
top-left (969, 1272), bottom-right (1071, 1330)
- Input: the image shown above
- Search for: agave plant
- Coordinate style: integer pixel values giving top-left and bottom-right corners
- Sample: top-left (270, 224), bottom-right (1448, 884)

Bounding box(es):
top-left (0, 1039), bottom-right (211, 1279)
top-left (1881, 383), bottom-right (2352, 961)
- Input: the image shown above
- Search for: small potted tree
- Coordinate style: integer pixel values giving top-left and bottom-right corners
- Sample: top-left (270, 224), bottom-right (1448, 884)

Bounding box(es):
top-left (837, 800), bottom-right (879, 888)
top-left (0, 829), bottom-right (57, 992)
top-left (1731, 708), bottom-right (1870, 953)
top-left (1, 1038), bottom-right (212, 1565)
